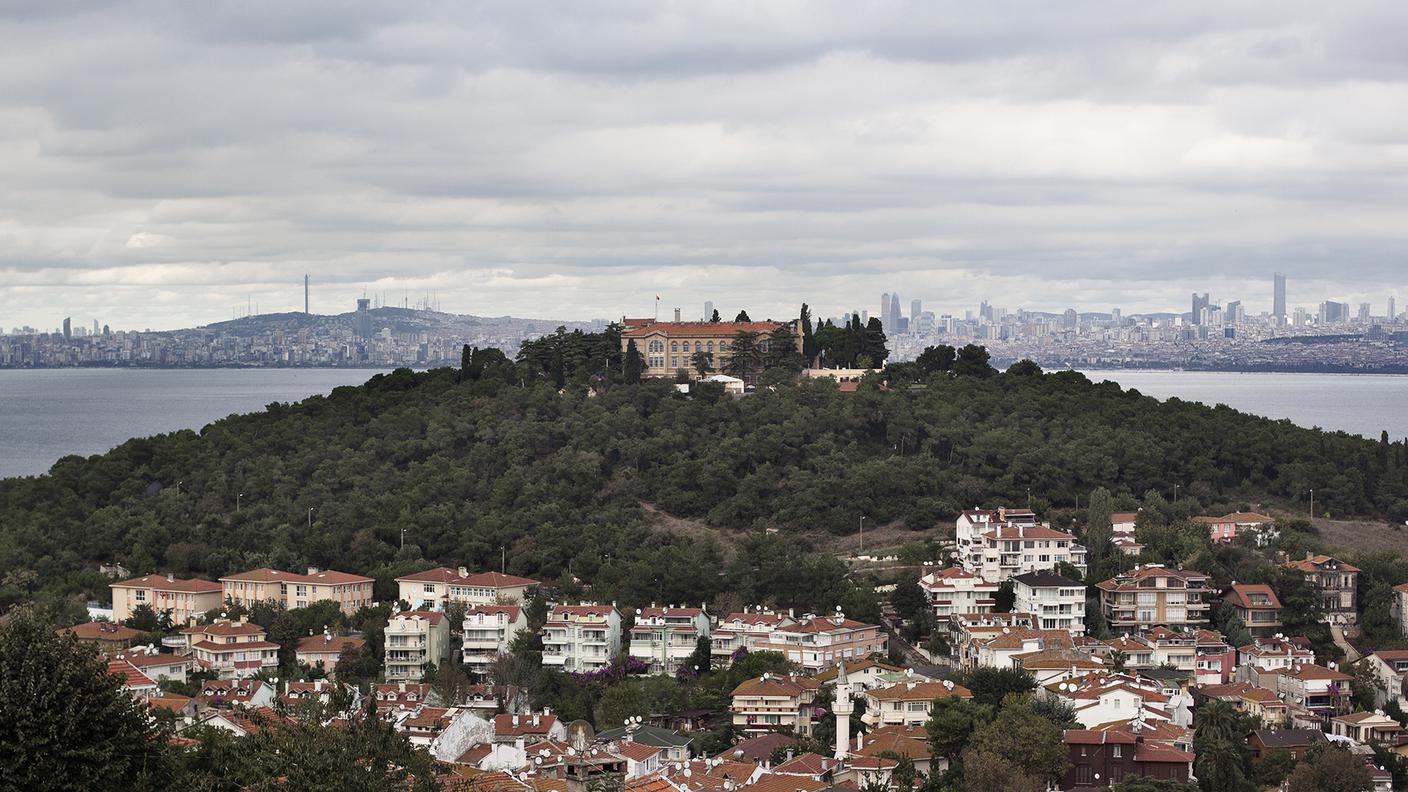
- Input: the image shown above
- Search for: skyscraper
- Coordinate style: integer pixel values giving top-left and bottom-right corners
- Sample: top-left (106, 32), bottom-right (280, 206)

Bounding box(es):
top-left (1389, 297), bottom-right (1397, 322)
top-left (703, 300), bottom-right (714, 321)
top-left (1273, 273), bottom-right (1286, 323)
top-left (62, 317), bottom-right (71, 339)
top-left (888, 290), bottom-right (901, 331)
top-left (911, 299), bottom-right (922, 322)
top-left (1191, 293), bottom-right (1210, 325)
top-left (355, 298), bottom-right (372, 338)
top-left (880, 293), bottom-right (890, 327)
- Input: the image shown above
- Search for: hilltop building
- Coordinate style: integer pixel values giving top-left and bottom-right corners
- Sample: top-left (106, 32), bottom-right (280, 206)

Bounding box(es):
top-left (620, 316), bottom-right (801, 378)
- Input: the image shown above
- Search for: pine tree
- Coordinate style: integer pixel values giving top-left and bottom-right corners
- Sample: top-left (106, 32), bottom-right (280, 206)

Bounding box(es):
top-left (624, 339), bottom-right (644, 384)
top-left (710, 309), bottom-right (721, 323)
top-left (735, 310), bottom-right (751, 322)
top-left (721, 330), bottom-right (763, 383)
top-left (799, 304), bottom-right (817, 364)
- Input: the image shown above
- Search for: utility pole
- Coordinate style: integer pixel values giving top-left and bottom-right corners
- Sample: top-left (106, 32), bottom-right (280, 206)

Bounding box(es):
top-left (1309, 489), bottom-right (1315, 519)
top-left (236, 493), bottom-right (242, 512)
top-left (400, 528), bottom-right (406, 549)
top-left (1173, 484), bottom-right (1180, 503)
top-left (307, 507), bottom-right (314, 528)
top-left (859, 516), bottom-right (866, 555)
top-left (502, 546), bottom-right (507, 573)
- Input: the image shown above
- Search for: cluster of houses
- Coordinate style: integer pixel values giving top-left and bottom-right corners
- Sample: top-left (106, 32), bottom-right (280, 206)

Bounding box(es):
top-left (66, 505), bottom-right (1408, 791)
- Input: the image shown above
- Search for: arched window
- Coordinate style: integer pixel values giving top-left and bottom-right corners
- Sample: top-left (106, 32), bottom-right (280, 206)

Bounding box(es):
top-left (671, 342), bottom-right (678, 352)
top-left (707, 341), bottom-right (714, 352)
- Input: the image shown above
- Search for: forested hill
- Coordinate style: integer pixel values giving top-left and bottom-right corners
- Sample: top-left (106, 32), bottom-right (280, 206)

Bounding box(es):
top-left (3, 363), bottom-right (1407, 614)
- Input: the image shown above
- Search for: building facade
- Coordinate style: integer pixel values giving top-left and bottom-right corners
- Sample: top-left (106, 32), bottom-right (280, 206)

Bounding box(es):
top-left (220, 567), bottom-right (374, 615)
top-left (542, 604), bottom-right (622, 672)
top-left (461, 604), bottom-right (528, 673)
top-left (395, 567), bottom-right (540, 610)
top-left (749, 612), bottom-right (888, 673)
top-left (919, 565), bottom-right (999, 619)
top-left (729, 673), bottom-right (819, 736)
top-left (1012, 571), bottom-right (1087, 636)
top-left (110, 574), bottom-right (223, 625)
top-left (620, 319), bottom-right (801, 379)
top-left (384, 610), bottom-right (450, 681)
top-left (182, 618), bottom-right (280, 678)
top-left (1222, 584), bottom-right (1283, 636)
top-left (1283, 554), bottom-right (1360, 625)
top-left (628, 606), bottom-right (711, 675)
top-left (954, 508), bottom-right (1086, 582)
top-left (1096, 565), bottom-right (1211, 633)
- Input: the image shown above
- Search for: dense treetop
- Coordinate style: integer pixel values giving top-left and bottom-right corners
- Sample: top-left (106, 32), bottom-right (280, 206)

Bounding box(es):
top-left (3, 343), bottom-right (1407, 617)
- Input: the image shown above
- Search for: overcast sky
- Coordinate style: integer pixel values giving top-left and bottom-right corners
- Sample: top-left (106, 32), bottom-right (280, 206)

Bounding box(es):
top-left (2, 2), bottom-right (1406, 331)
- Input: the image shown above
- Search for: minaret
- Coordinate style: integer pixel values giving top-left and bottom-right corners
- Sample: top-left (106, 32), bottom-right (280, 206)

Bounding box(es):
top-left (833, 659), bottom-right (853, 760)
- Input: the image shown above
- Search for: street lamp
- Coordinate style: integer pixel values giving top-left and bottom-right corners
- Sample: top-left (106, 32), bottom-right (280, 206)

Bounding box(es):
top-left (1173, 484), bottom-right (1180, 503)
top-left (859, 516), bottom-right (866, 555)
top-left (236, 493), bottom-right (243, 512)
top-left (1308, 489), bottom-right (1315, 519)
top-left (307, 507), bottom-right (315, 528)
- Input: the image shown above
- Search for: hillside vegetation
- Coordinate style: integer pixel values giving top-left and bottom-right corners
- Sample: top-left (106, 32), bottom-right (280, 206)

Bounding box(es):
top-left (3, 357), bottom-right (1407, 616)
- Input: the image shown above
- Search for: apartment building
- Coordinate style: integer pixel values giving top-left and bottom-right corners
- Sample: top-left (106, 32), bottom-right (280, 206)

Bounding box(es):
top-left (1194, 629), bottom-right (1237, 685)
top-left (220, 567), bottom-right (374, 615)
top-left (110, 574), bottom-right (223, 625)
top-left (1221, 584), bottom-right (1282, 636)
top-left (1331, 711), bottom-right (1403, 744)
top-left (1357, 650), bottom-right (1408, 709)
top-left (955, 508), bottom-right (1086, 583)
top-left (862, 679), bottom-right (973, 728)
top-left (729, 673), bottom-right (820, 736)
top-left (619, 318), bottom-right (801, 379)
top-left (462, 604), bottom-right (528, 673)
top-left (919, 565), bottom-right (999, 619)
top-left (711, 609), bottom-right (794, 664)
top-left (1283, 554), bottom-right (1360, 624)
top-left (384, 610), bottom-right (450, 682)
top-left (542, 604), bottom-right (621, 672)
top-left (1096, 565), bottom-right (1211, 633)
top-left (750, 611), bottom-right (887, 673)
top-left (182, 618), bottom-right (279, 678)
top-left (628, 606), bottom-right (711, 675)
top-left (1110, 512), bottom-right (1143, 557)
top-left (395, 567), bottom-right (540, 610)
top-left (1236, 635), bottom-right (1316, 673)
top-left (1098, 628), bottom-right (1196, 674)
top-left (1012, 571), bottom-right (1087, 636)
top-left (1274, 663), bottom-right (1354, 722)
top-left (59, 621), bottom-right (142, 651)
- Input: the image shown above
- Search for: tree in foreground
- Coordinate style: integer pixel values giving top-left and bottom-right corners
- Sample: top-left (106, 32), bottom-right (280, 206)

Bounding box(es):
top-left (1283, 743), bottom-right (1373, 792)
top-left (623, 339), bottom-right (644, 384)
top-left (721, 330), bottom-right (763, 383)
top-left (960, 697), bottom-right (1068, 792)
top-left (1110, 777), bottom-right (1199, 792)
top-left (0, 606), bottom-right (174, 790)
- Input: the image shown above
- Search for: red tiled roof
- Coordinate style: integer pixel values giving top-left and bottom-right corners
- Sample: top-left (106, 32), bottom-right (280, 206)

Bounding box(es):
top-left (108, 659), bottom-right (156, 689)
top-left (1224, 584), bottom-right (1283, 611)
top-left (622, 321), bottom-right (789, 338)
top-left (182, 621), bottom-right (265, 637)
top-left (494, 713), bottom-right (559, 736)
top-left (393, 610), bottom-right (446, 625)
top-left (61, 622), bottom-right (141, 641)
top-left (465, 605), bottom-right (525, 619)
top-left (111, 574), bottom-right (221, 593)
top-left (867, 680), bottom-right (972, 701)
top-left (732, 675), bottom-right (817, 697)
top-left (190, 639), bottom-right (280, 652)
top-left (1283, 555), bottom-right (1360, 573)
top-left (774, 752), bottom-right (830, 776)
top-left (220, 567), bottom-right (373, 585)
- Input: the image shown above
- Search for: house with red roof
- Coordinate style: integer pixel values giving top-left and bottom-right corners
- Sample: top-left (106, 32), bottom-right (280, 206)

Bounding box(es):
top-left (542, 603), bottom-right (622, 672)
top-left (862, 678), bottom-right (972, 728)
top-left (729, 673), bottom-right (820, 736)
top-left (1282, 553), bottom-right (1360, 625)
top-left (295, 631), bottom-right (365, 674)
top-left (108, 659), bottom-right (158, 699)
top-left (619, 318), bottom-right (801, 381)
top-left (111, 644), bottom-right (193, 683)
top-left (1062, 727), bottom-right (1195, 788)
top-left (59, 621), bottom-right (142, 651)
top-left (1221, 583), bottom-right (1282, 636)
top-left (629, 605), bottom-right (711, 675)
top-left (1192, 512), bottom-right (1277, 545)
top-left (1095, 565), bottom-right (1212, 633)
top-left (194, 678), bottom-right (275, 709)
top-left (395, 567), bottom-right (541, 610)
top-left (918, 564), bottom-right (999, 619)
top-left (462, 604), bottom-right (529, 674)
top-left (181, 618), bottom-right (279, 678)
top-left (710, 609), bottom-right (796, 664)
top-left (1356, 650), bottom-right (1408, 709)
top-left (748, 611), bottom-right (886, 673)
top-left (220, 567), bottom-right (374, 615)
top-left (110, 574), bottom-right (223, 625)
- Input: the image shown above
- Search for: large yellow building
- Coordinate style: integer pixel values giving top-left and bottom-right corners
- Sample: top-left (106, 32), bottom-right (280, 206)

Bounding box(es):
top-left (620, 318), bottom-right (802, 378)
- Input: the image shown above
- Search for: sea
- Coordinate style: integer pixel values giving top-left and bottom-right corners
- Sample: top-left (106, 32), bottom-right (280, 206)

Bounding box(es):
top-left (1, 368), bottom-right (1406, 478)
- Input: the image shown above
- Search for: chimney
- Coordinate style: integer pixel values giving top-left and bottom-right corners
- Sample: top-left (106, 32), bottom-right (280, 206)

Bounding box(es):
top-left (674, 308), bottom-right (681, 322)
top-left (167, 573), bottom-right (174, 583)
top-left (513, 714), bottom-right (520, 726)
top-left (307, 566), bottom-right (320, 576)
top-left (458, 566), bottom-right (468, 577)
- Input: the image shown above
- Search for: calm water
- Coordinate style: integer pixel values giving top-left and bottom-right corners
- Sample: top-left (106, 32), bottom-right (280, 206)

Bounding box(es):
top-left (2, 368), bottom-right (1406, 478)
top-left (1081, 370), bottom-right (1408, 441)
top-left (0, 369), bottom-right (382, 477)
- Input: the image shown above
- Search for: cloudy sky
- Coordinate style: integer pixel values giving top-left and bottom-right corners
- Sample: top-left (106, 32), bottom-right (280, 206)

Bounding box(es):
top-left (2, 2), bottom-right (1406, 331)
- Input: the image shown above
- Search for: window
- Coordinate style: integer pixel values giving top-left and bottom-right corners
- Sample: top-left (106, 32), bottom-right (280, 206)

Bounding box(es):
top-left (707, 341), bottom-right (714, 351)
top-left (424, 584), bottom-right (435, 593)
top-left (135, 590), bottom-right (146, 602)
top-left (671, 342), bottom-right (678, 352)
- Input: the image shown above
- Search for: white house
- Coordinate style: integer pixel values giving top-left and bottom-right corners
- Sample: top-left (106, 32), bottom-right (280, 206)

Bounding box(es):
top-left (395, 567), bottom-right (540, 610)
top-left (955, 507), bottom-right (1086, 583)
top-left (919, 565), bottom-right (999, 619)
top-left (542, 604), bottom-right (621, 672)
top-left (1012, 570), bottom-right (1087, 636)
top-left (628, 606), bottom-right (711, 675)
top-left (384, 610), bottom-right (450, 681)
top-left (462, 605), bottom-right (528, 674)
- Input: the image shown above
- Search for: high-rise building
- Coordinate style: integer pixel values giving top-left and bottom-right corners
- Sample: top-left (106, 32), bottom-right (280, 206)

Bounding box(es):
top-left (1110, 308), bottom-right (1122, 324)
top-left (1191, 293), bottom-right (1210, 326)
top-left (1389, 297), bottom-right (1397, 322)
top-left (1358, 303), bottom-right (1371, 323)
top-left (355, 298), bottom-right (372, 338)
top-left (62, 317), bottom-right (71, 339)
top-left (92, 319), bottom-right (100, 335)
top-left (1273, 273), bottom-right (1287, 323)
top-left (911, 299), bottom-right (921, 322)
top-left (1225, 300), bottom-right (1242, 325)
top-left (1319, 301), bottom-right (1349, 324)
top-left (703, 301), bottom-right (714, 321)
top-left (888, 290), bottom-right (902, 332)
top-left (880, 294), bottom-right (890, 328)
